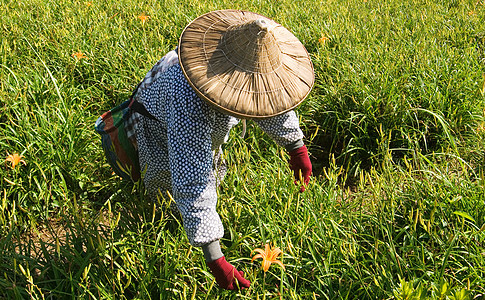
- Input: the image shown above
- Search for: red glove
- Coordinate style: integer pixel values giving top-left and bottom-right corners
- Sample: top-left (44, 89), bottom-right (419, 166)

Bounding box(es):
top-left (289, 145), bottom-right (312, 192)
top-left (207, 256), bottom-right (251, 290)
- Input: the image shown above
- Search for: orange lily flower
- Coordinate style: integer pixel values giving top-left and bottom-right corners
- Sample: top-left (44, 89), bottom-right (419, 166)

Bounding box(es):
top-left (72, 52), bottom-right (87, 60)
top-left (138, 14), bottom-right (149, 24)
top-left (6, 153), bottom-right (26, 169)
top-left (251, 244), bottom-right (285, 272)
top-left (318, 34), bottom-right (329, 45)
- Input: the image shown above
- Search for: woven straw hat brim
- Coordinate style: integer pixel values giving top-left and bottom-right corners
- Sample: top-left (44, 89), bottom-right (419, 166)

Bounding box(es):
top-left (178, 10), bottom-right (314, 119)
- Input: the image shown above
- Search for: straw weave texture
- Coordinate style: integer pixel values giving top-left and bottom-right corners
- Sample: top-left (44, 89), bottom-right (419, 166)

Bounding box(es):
top-left (179, 10), bottom-right (314, 119)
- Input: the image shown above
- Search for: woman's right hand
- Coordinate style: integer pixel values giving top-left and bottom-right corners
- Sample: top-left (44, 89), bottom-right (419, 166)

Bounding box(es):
top-left (289, 145), bottom-right (312, 192)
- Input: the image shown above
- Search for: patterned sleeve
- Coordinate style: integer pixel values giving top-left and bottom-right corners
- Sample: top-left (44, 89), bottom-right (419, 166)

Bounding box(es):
top-left (253, 110), bottom-right (304, 148)
top-left (165, 71), bottom-right (224, 247)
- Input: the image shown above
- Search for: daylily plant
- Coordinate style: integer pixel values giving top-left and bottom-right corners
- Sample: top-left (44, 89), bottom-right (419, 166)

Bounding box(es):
top-left (251, 244), bottom-right (285, 272)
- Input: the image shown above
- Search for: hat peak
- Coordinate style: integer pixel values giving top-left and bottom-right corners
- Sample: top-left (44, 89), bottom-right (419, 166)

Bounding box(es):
top-left (253, 18), bottom-right (274, 32)
top-left (219, 18), bottom-right (282, 73)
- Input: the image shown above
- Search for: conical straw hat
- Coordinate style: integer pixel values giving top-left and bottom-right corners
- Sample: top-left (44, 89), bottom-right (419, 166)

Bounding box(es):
top-left (178, 10), bottom-right (314, 119)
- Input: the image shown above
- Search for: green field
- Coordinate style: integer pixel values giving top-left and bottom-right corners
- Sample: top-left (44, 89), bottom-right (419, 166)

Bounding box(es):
top-left (1, 0), bottom-right (485, 299)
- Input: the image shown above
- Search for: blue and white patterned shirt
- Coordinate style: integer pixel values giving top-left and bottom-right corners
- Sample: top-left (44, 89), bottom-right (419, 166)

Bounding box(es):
top-left (132, 49), bottom-right (304, 246)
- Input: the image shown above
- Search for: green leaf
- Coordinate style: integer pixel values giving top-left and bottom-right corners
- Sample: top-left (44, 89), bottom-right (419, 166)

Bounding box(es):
top-left (453, 211), bottom-right (475, 223)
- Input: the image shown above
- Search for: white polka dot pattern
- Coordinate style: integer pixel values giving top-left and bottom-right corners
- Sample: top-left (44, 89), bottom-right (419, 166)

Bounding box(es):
top-left (134, 50), bottom-right (304, 246)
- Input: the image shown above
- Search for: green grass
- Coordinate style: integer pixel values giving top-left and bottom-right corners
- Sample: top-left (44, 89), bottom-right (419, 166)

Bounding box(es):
top-left (1, 0), bottom-right (485, 298)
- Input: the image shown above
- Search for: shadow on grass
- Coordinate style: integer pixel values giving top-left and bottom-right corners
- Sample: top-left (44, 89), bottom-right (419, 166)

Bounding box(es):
top-left (0, 185), bottom-right (189, 299)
